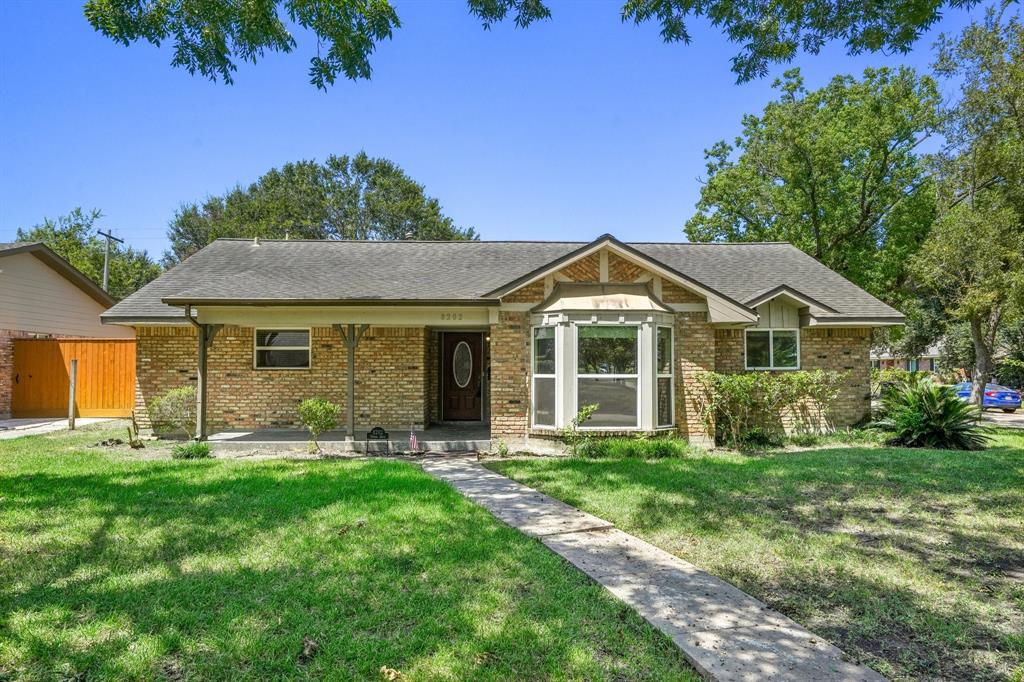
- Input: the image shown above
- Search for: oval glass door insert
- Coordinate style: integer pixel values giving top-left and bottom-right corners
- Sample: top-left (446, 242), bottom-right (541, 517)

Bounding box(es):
top-left (453, 341), bottom-right (472, 388)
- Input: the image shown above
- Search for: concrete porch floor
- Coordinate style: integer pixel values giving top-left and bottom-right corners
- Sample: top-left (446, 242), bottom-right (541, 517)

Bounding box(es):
top-left (208, 423), bottom-right (491, 453)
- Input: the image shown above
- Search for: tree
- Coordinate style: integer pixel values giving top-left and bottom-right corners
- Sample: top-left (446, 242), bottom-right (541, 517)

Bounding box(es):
top-left (913, 4), bottom-right (1024, 405)
top-left (685, 67), bottom-right (940, 302)
top-left (164, 152), bottom-right (476, 265)
top-left (84, 0), bottom-right (978, 87)
top-left (16, 208), bottom-right (161, 299)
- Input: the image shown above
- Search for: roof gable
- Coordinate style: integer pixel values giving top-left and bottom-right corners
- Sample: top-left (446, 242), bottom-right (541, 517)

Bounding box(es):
top-left (0, 242), bottom-right (115, 308)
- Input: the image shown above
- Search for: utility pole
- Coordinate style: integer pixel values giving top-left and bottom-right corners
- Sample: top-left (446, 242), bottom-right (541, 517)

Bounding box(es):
top-left (97, 230), bottom-right (123, 292)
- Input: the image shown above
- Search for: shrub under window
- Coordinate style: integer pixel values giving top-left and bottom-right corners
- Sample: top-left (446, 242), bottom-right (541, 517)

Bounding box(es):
top-left (255, 329), bottom-right (310, 369)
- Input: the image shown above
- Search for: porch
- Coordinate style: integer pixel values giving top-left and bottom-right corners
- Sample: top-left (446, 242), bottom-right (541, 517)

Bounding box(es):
top-left (208, 422), bottom-right (491, 454)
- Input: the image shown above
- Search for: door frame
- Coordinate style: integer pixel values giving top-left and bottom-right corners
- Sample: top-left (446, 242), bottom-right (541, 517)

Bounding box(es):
top-left (439, 330), bottom-right (488, 423)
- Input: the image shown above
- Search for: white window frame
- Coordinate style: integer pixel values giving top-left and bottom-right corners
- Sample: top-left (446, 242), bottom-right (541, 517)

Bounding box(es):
top-left (656, 325), bottom-right (674, 427)
top-left (744, 328), bottom-right (800, 371)
top-left (531, 326), bottom-right (557, 428)
top-left (253, 327), bottom-right (312, 370)
top-left (574, 322), bottom-right (641, 430)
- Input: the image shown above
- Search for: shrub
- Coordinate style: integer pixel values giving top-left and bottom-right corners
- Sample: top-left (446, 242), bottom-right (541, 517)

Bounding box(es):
top-left (737, 426), bottom-right (785, 450)
top-left (788, 432), bottom-right (823, 447)
top-left (562, 404), bottom-right (598, 457)
top-left (873, 378), bottom-right (992, 450)
top-left (150, 386), bottom-right (197, 439)
top-left (298, 398), bottom-right (341, 452)
top-left (171, 442), bottom-right (211, 459)
top-left (692, 370), bottom-right (846, 448)
top-left (578, 436), bottom-right (692, 459)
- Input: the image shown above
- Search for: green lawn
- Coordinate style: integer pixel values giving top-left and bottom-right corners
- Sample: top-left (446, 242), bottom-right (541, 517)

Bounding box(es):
top-left (490, 431), bottom-right (1024, 682)
top-left (0, 425), bottom-right (697, 681)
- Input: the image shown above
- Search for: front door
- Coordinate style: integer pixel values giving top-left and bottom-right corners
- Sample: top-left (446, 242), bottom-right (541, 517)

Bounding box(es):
top-left (442, 332), bottom-right (483, 420)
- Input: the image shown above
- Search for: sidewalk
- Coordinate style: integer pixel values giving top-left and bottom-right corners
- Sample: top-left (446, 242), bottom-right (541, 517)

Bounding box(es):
top-left (423, 457), bottom-right (885, 682)
top-left (0, 418), bottom-right (111, 440)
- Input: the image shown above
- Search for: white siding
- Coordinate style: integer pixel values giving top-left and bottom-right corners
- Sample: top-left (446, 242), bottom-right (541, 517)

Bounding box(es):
top-left (754, 300), bottom-right (800, 328)
top-left (0, 253), bottom-right (132, 337)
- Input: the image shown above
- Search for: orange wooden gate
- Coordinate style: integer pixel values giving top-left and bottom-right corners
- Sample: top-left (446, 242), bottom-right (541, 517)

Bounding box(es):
top-left (11, 339), bottom-right (136, 417)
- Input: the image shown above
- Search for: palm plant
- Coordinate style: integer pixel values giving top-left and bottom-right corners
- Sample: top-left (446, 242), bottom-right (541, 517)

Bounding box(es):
top-left (874, 378), bottom-right (992, 450)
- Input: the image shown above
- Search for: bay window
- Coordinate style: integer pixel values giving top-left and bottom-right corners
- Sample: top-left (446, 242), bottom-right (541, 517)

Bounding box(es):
top-left (744, 329), bottom-right (799, 370)
top-left (656, 326), bottom-right (673, 427)
top-left (576, 325), bottom-right (639, 428)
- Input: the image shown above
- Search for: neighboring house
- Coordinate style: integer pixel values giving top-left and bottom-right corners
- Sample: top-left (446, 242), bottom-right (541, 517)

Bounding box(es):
top-left (871, 344), bottom-right (941, 372)
top-left (0, 242), bottom-right (133, 418)
top-left (101, 234), bottom-right (904, 445)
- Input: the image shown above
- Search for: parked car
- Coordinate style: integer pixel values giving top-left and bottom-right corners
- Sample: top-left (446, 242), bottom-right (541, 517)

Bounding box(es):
top-left (952, 382), bottom-right (1022, 412)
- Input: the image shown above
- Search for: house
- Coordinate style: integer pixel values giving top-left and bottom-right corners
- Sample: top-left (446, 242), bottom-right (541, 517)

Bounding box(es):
top-left (101, 234), bottom-right (904, 446)
top-left (871, 344), bottom-right (941, 372)
top-left (1, 242), bottom-right (133, 419)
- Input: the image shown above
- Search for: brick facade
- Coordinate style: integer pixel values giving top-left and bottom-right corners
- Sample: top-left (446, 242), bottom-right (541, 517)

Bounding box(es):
top-left (129, 246), bottom-right (875, 442)
top-left (135, 325), bottom-right (428, 432)
top-left (0, 329), bottom-right (30, 418)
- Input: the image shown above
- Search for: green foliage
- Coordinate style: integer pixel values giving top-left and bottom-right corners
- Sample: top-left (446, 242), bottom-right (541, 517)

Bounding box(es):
top-left (736, 426), bottom-right (786, 450)
top-left (562, 404), bottom-right (598, 457)
top-left (788, 427), bottom-right (884, 448)
top-left (149, 386), bottom-right (197, 440)
top-left (686, 67), bottom-right (939, 302)
top-left (297, 398), bottom-right (341, 451)
top-left (871, 368), bottom-right (935, 396)
top-left (578, 436), bottom-right (694, 459)
top-left (995, 358), bottom-right (1024, 389)
top-left (164, 153), bottom-right (477, 264)
top-left (171, 442), bottom-right (211, 459)
top-left (86, 0), bottom-right (974, 86)
top-left (16, 208), bottom-right (161, 299)
top-left (494, 439), bottom-right (510, 457)
top-left (692, 370), bottom-right (847, 448)
top-left (873, 378), bottom-right (992, 450)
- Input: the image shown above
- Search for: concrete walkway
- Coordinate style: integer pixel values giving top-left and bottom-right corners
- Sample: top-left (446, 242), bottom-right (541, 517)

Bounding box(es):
top-left (0, 418), bottom-right (111, 440)
top-left (423, 457), bottom-right (885, 682)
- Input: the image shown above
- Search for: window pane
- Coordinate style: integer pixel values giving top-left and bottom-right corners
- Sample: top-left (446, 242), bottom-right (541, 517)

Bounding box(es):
top-left (256, 329), bottom-right (309, 348)
top-left (534, 327), bottom-right (556, 375)
top-left (657, 377), bottom-right (672, 427)
top-left (578, 378), bottom-right (638, 427)
top-left (256, 349), bottom-right (309, 368)
top-left (772, 331), bottom-right (798, 368)
top-left (578, 326), bottom-right (637, 374)
top-left (533, 377), bottom-right (556, 426)
top-left (657, 327), bottom-right (672, 375)
top-left (746, 331), bottom-right (770, 368)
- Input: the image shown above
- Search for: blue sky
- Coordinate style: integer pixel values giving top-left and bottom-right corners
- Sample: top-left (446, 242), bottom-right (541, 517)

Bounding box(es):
top-left (0, 1), bottom-right (977, 258)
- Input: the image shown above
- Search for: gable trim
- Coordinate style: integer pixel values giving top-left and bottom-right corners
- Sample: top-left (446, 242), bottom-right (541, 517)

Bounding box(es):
top-left (744, 285), bottom-right (838, 314)
top-left (484, 234), bottom-right (757, 323)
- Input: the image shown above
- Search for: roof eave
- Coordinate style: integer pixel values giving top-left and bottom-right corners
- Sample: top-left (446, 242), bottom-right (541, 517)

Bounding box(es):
top-left (807, 315), bottom-right (905, 327)
top-left (161, 297), bottom-right (502, 307)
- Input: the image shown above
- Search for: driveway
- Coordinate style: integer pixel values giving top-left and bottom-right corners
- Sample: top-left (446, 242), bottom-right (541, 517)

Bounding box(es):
top-left (0, 418), bottom-right (112, 440)
top-left (983, 409), bottom-right (1024, 429)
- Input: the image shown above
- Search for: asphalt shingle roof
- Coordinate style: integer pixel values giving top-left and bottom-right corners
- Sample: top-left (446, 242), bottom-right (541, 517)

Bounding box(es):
top-left (101, 237), bottom-right (902, 322)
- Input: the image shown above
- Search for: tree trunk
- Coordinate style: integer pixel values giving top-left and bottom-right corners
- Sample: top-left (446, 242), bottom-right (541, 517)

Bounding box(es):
top-left (969, 317), bottom-right (993, 407)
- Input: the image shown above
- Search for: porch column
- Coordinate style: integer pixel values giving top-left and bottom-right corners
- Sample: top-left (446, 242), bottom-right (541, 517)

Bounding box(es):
top-left (335, 324), bottom-right (369, 441)
top-left (195, 323), bottom-right (222, 441)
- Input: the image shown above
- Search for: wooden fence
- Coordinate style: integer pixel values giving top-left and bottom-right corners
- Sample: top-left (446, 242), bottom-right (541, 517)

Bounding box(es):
top-left (11, 338), bottom-right (136, 417)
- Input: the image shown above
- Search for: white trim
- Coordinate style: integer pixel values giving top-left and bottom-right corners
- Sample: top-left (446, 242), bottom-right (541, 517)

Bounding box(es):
top-left (656, 325), bottom-right (674, 427)
top-left (744, 328), bottom-right (800, 370)
top-left (599, 250), bottom-right (609, 282)
top-left (531, 325), bottom-right (558, 428)
top-left (253, 327), bottom-right (312, 370)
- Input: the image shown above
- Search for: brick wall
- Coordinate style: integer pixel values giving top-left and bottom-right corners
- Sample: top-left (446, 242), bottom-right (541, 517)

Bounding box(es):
top-left (675, 312), bottom-right (716, 444)
top-left (489, 311), bottom-right (531, 440)
top-left (713, 327), bottom-right (872, 428)
top-left (134, 325), bottom-right (428, 431)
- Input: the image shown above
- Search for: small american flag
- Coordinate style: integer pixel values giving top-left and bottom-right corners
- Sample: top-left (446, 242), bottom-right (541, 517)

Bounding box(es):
top-left (409, 427), bottom-right (419, 452)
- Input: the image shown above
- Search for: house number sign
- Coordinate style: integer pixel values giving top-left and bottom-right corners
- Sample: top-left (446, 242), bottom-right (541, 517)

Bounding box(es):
top-left (440, 312), bottom-right (465, 321)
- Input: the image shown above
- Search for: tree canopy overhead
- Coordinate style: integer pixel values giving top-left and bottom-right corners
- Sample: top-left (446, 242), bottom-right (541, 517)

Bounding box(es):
top-left (685, 67), bottom-right (940, 301)
top-left (16, 208), bottom-right (161, 300)
top-left (165, 152), bottom-right (477, 265)
top-left (84, 0), bottom-right (977, 86)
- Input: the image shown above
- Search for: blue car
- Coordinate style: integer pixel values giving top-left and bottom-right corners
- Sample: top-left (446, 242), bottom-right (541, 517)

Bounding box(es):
top-left (953, 382), bottom-right (1022, 412)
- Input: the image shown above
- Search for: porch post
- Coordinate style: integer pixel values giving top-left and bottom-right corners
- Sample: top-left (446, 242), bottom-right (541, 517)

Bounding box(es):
top-left (335, 324), bottom-right (369, 441)
top-left (196, 324), bottom-right (208, 440)
top-left (194, 323), bottom-right (223, 441)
